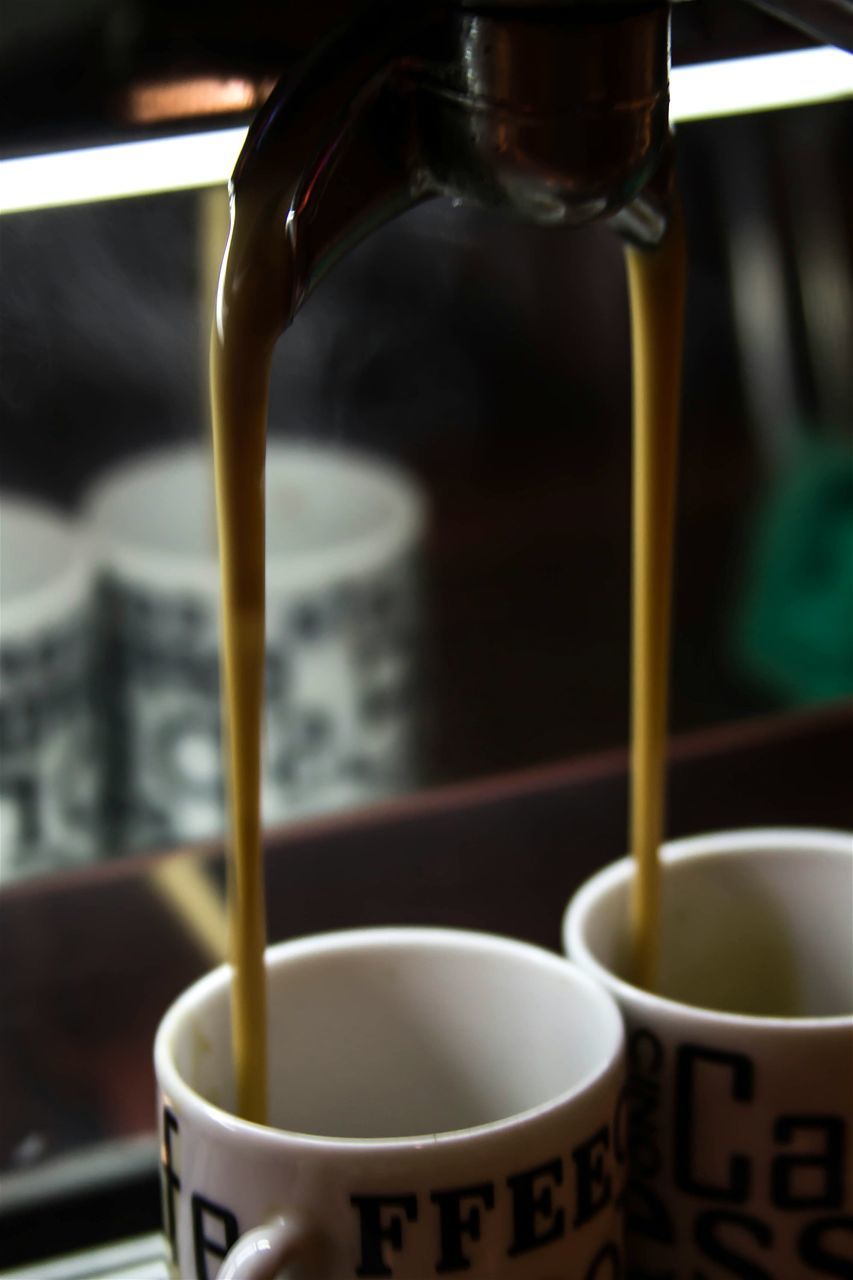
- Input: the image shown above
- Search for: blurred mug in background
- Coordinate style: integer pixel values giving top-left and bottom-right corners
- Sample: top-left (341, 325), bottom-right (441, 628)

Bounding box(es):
top-left (0, 497), bottom-right (98, 881)
top-left (85, 441), bottom-right (427, 854)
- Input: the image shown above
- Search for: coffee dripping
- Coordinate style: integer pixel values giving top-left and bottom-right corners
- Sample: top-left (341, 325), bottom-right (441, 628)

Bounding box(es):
top-left (209, 0), bottom-right (842, 1124)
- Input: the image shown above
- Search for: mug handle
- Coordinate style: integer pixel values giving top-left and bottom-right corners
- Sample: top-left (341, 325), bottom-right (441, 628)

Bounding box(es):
top-left (216, 1216), bottom-right (309, 1280)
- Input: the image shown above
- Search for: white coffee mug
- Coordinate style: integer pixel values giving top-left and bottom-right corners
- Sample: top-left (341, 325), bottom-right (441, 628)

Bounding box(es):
top-left (86, 442), bottom-right (426, 852)
top-left (154, 927), bottom-right (625, 1280)
top-left (0, 495), bottom-right (97, 880)
top-left (564, 828), bottom-right (853, 1278)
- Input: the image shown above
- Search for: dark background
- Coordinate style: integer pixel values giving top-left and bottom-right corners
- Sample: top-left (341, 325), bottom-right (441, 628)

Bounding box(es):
top-left (2, 103), bottom-right (851, 790)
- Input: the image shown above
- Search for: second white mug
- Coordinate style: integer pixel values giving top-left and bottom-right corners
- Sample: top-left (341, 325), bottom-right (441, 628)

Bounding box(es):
top-left (564, 828), bottom-right (853, 1278)
top-left (86, 441), bottom-right (426, 851)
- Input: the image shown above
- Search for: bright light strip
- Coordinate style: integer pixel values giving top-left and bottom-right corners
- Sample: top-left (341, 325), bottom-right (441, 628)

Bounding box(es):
top-left (0, 47), bottom-right (850, 215)
top-left (0, 127), bottom-right (247, 214)
top-left (670, 45), bottom-right (852, 123)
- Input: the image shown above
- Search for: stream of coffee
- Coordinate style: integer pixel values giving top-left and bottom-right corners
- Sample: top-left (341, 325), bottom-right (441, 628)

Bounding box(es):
top-left (211, 170), bottom-right (685, 1121)
top-left (625, 203), bottom-right (687, 992)
top-left (210, 179), bottom-right (291, 1123)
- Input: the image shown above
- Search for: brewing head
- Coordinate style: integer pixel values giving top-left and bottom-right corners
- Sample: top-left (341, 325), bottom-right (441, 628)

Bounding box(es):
top-left (415, 1), bottom-right (671, 225)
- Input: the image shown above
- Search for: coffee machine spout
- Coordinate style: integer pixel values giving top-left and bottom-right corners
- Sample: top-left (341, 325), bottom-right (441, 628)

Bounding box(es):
top-left (230, 0), bottom-right (674, 327)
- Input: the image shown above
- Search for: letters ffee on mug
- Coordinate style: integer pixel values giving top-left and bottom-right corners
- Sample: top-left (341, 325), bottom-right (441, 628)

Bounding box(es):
top-left (564, 828), bottom-right (853, 1278)
top-left (154, 928), bottom-right (626, 1279)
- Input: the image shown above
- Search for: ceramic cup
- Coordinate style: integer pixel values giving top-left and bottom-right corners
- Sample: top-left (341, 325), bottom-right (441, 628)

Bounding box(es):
top-left (154, 927), bottom-right (625, 1280)
top-left (85, 442), bottom-right (425, 852)
top-left (563, 828), bottom-right (853, 1278)
top-left (0, 496), bottom-right (97, 880)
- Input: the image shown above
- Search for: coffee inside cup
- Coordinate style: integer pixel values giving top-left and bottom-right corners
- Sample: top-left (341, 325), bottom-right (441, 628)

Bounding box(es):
top-left (571, 836), bottom-right (853, 1019)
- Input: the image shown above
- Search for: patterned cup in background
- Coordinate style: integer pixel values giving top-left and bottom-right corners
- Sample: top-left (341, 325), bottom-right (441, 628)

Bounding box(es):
top-left (0, 497), bottom-right (98, 881)
top-left (85, 442), bottom-right (427, 854)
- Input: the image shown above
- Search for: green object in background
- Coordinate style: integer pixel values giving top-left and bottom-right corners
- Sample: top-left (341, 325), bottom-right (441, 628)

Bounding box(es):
top-left (733, 437), bottom-right (853, 705)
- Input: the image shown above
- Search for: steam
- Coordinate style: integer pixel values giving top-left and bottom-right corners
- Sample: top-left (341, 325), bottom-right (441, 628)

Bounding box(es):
top-left (268, 200), bottom-right (488, 450)
top-left (0, 194), bottom-right (201, 500)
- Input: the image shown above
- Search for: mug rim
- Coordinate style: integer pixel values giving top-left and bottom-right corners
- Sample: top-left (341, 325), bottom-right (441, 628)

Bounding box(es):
top-left (0, 495), bottom-right (93, 640)
top-left (85, 440), bottom-right (426, 596)
top-left (155, 925), bottom-right (625, 1153)
top-left (563, 826), bottom-right (853, 1032)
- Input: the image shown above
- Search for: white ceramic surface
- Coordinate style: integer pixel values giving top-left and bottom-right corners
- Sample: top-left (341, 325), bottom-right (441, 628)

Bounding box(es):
top-left (0, 497), bottom-right (92, 641)
top-left (564, 828), bottom-right (853, 1278)
top-left (0, 496), bottom-right (97, 878)
top-left (155, 928), bottom-right (625, 1280)
top-left (85, 442), bottom-right (426, 849)
top-left (86, 442), bottom-right (425, 596)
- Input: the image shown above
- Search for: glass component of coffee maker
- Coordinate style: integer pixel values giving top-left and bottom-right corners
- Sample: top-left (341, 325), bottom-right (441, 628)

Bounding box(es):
top-left (226, 1), bottom-right (675, 338)
top-left (207, 0), bottom-right (850, 325)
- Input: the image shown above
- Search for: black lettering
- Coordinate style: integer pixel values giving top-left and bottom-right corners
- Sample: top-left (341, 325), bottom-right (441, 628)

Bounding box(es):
top-left (613, 1085), bottom-right (629, 1166)
top-left (628, 1028), bottom-right (664, 1076)
top-left (507, 1159), bottom-right (565, 1257)
top-left (626, 1035), bottom-right (663, 1183)
top-left (694, 1209), bottom-right (772, 1279)
top-left (573, 1126), bottom-right (612, 1227)
top-left (351, 1194), bottom-right (418, 1278)
top-left (628, 1077), bottom-right (660, 1134)
top-left (771, 1116), bottom-right (845, 1210)
top-left (675, 1045), bottom-right (753, 1202)
top-left (624, 1268), bottom-right (674, 1280)
top-left (629, 1113), bottom-right (661, 1180)
top-left (624, 1178), bottom-right (674, 1243)
top-left (799, 1216), bottom-right (853, 1278)
top-left (191, 1193), bottom-right (239, 1280)
top-left (585, 1241), bottom-right (621, 1278)
top-left (613, 1085), bottom-right (630, 1211)
top-left (160, 1107), bottom-right (181, 1255)
top-left (430, 1183), bottom-right (495, 1273)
